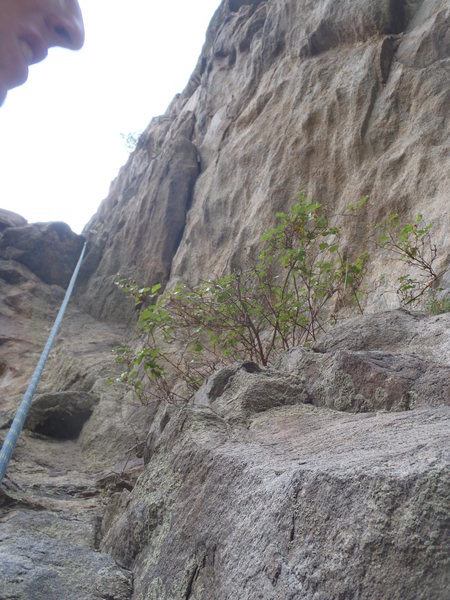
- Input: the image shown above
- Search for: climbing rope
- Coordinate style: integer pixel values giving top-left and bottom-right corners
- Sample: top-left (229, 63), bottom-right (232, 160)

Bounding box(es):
top-left (0, 241), bottom-right (87, 488)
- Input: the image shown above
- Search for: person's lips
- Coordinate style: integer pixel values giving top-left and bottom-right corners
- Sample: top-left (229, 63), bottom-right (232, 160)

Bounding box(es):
top-left (0, 29), bottom-right (50, 99)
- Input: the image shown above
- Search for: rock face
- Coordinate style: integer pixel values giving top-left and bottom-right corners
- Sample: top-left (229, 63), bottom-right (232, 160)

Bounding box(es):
top-left (278, 310), bottom-right (450, 412)
top-left (1, 1), bottom-right (449, 599)
top-left (0, 222), bottom-right (149, 599)
top-left (0, 209), bottom-right (27, 233)
top-left (0, 221), bottom-right (85, 287)
top-left (78, 0), bottom-right (449, 320)
top-left (25, 390), bottom-right (99, 439)
top-left (101, 310), bottom-right (449, 600)
top-left (0, 219), bottom-right (86, 430)
top-left (0, 435), bottom-right (133, 600)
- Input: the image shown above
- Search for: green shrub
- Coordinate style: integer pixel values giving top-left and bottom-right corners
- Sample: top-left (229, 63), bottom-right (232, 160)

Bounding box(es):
top-left (376, 213), bottom-right (439, 307)
top-left (115, 192), bottom-right (368, 404)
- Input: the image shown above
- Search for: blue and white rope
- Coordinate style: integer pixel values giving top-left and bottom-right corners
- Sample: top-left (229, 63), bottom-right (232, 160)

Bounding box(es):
top-left (0, 242), bottom-right (87, 487)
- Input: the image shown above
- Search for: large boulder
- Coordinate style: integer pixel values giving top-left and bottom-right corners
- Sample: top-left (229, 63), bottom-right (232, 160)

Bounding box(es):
top-left (99, 310), bottom-right (449, 599)
top-left (0, 221), bottom-right (84, 288)
top-left (0, 209), bottom-right (27, 233)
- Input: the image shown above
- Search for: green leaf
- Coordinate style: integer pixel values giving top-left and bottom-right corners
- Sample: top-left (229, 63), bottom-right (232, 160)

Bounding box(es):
top-left (387, 213), bottom-right (399, 224)
top-left (357, 196), bottom-right (368, 209)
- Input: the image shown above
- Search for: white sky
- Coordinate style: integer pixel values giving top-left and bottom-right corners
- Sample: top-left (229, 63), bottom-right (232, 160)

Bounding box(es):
top-left (0, 0), bottom-right (220, 233)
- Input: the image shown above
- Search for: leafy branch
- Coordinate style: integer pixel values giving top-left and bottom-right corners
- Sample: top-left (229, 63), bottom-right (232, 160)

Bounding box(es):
top-left (114, 192), bottom-right (368, 404)
top-left (376, 213), bottom-right (439, 306)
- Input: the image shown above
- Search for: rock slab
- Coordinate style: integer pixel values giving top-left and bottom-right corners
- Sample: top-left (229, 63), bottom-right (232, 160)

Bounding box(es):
top-left (100, 311), bottom-right (450, 599)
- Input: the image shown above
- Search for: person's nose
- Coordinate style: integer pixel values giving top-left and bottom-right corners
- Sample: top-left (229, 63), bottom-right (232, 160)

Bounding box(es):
top-left (47, 1), bottom-right (85, 51)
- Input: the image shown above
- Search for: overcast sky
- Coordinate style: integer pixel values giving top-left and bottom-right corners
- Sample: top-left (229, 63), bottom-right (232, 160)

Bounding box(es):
top-left (0, 0), bottom-right (220, 233)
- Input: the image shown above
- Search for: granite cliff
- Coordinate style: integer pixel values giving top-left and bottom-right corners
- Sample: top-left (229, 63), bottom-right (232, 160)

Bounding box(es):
top-left (77, 0), bottom-right (449, 320)
top-left (0, 1), bottom-right (449, 599)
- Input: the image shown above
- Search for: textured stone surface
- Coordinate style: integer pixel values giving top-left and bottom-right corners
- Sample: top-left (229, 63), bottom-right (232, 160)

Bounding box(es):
top-left (25, 391), bottom-right (99, 439)
top-left (78, 0), bottom-right (450, 321)
top-left (79, 126), bottom-right (200, 322)
top-left (310, 308), bottom-right (450, 359)
top-left (0, 296), bottom-right (142, 599)
top-left (0, 258), bottom-right (65, 430)
top-left (0, 226), bottom-right (144, 599)
top-left (99, 309), bottom-right (449, 599)
top-left (193, 361), bottom-right (311, 423)
top-left (0, 209), bottom-right (26, 233)
top-left (276, 311), bottom-right (450, 412)
top-left (103, 407), bottom-right (449, 600)
top-left (0, 436), bottom-right (133, 600)
top-left (0, 221), bottom-right (85, 287)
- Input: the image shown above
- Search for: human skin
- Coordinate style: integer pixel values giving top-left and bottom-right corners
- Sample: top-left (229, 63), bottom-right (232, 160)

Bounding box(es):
top-left (0, 0), bottom-right (84, 105)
